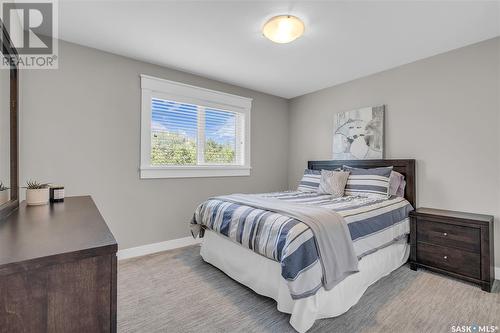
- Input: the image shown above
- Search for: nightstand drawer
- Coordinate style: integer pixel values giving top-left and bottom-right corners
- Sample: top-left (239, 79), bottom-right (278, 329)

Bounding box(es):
top-left (417, 218), bottom-right (480, 253)
top-left (417, 242), bottom-right (480, 279)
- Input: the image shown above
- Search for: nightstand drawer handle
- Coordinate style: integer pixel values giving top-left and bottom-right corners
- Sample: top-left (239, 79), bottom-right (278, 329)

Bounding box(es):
top-left (442, 232), bottom-right (448, 236)
top-left (443, 255), bottom-right (448, 260)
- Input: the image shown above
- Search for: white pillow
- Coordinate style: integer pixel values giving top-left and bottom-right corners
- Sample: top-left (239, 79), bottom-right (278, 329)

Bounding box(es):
top-left (318, 170), bottom-right (350, 198)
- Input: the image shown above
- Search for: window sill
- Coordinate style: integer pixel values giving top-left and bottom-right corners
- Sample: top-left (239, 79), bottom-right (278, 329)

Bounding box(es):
top-left (140, 166), bottom-right (251, 179)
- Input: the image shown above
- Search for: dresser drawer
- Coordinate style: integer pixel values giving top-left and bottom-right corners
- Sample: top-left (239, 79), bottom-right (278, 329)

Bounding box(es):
top-left (416, 242), bottom-right (480, 279)
top-left (417, 218), bottom-right (480, 253)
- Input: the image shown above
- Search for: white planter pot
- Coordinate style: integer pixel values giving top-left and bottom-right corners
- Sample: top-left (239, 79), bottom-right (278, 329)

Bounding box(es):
top-left (0, 190), bottom-right (9, 205)
top-left (26, 188), bottom-right (49, 206)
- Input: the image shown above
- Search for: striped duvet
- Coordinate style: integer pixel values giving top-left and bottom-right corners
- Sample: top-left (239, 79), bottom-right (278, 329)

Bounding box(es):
top-left (192, 191), bottom-right (413, 299)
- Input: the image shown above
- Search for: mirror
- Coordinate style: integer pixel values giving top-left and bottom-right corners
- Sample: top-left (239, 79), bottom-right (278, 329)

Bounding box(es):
top-left (0, 20), bottom-right (19, 219)
top-left (0, 67), bottom-right (9, 206)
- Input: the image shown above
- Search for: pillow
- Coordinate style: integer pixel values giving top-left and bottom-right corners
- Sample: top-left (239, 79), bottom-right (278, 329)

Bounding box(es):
top-left (343, 165), bottom-right (392, 198)
top-left (389, 171), bottom-right (404, 196)
top-left (396, 179), bottom-right (406, 197)
top-left (318, 170), bottom-right (350, 198)
top-left (297, 169), bottom-right (321, 192)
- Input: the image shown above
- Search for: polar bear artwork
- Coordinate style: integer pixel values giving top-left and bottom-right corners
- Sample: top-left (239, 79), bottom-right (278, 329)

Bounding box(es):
top-left (333, 105), bottom-right (385, 160)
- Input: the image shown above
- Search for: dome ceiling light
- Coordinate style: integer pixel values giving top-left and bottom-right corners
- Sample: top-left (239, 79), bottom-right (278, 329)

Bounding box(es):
top-left (262, 15), bottom-right (305, 44)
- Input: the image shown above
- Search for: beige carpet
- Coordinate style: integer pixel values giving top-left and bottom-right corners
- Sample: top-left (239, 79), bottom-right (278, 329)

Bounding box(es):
top-left (118, 245), bottom-right (499, 333)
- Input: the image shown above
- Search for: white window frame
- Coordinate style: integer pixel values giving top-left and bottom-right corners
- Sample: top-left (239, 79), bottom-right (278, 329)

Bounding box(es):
top-left (140, 74), bottom-right (252, 179)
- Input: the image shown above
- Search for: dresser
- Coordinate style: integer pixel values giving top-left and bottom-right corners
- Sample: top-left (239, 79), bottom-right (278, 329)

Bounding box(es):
top-left (0, 196), bottom-right (117, 332)
top-left (409, 207), bottom-right (495, 292)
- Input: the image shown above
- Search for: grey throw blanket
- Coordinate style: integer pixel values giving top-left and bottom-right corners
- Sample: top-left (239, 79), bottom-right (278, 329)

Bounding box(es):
top-left (214, 194), bottom-right (359, 290)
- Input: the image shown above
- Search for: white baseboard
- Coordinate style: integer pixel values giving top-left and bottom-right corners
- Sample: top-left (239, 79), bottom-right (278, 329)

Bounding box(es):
top-left (117, 236), bottom-right (201, 260)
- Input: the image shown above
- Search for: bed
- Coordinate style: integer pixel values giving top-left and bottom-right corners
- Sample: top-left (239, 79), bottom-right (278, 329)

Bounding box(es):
top-left (191, 159), bottom-right (416, 332)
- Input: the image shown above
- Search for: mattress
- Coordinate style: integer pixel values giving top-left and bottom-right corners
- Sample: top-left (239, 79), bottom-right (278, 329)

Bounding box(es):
top-left (201, 229), bottom-right (410, 332)
top-left (192, 191), bottom-right (413, 299)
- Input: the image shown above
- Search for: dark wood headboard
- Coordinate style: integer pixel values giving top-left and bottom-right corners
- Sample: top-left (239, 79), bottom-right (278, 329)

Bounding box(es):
top-left (308, 159), bottom-right (416, 207)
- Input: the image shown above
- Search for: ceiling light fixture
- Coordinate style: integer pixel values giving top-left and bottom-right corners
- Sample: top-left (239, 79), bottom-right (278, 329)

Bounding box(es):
top-left (262, 15), bottom-right (305, 44)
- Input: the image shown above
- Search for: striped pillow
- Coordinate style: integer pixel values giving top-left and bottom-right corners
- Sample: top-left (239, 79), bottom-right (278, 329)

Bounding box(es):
top-left (343, 166), bottom-right (392, 198)
top-left (297, 169), bottom-right (321, 192)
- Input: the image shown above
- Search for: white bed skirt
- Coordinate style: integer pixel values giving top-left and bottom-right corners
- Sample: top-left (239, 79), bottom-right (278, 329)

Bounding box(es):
top-left (200, 230), bottom-right (410, 332)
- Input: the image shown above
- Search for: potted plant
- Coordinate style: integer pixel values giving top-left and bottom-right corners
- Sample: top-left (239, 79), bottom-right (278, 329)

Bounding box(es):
top-left (25, 180), bottom-right (49, 206)
top-left (0, 182), bottom-right (9, 205)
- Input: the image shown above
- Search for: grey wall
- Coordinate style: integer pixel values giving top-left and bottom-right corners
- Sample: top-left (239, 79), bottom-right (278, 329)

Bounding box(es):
top-left (20, 40), bottom-right (289, 249)
top-left (288, 37), bottom-right (500, 266)
top-left (19, 36), bottom-right (500, 266)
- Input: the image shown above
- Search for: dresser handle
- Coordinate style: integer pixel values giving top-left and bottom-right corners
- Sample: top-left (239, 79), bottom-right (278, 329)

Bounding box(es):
top-left (443, 232), bottom-right (448, 236)
top-left (443, 255), bottom-right (448, 260)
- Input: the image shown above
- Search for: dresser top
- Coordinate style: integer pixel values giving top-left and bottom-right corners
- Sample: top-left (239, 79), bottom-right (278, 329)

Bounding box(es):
top-left (411, 207), bottom-right (494, 224)
top-left (0, 196), bottom-right (117, 275)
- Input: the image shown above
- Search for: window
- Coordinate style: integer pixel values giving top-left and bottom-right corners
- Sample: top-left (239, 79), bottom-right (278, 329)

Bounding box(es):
top-left (140, 75), bottom-right (252, 178)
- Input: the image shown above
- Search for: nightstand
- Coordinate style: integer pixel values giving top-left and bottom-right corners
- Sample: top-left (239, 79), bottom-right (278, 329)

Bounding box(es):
top-left (409, 207), bottom-right (495, 292)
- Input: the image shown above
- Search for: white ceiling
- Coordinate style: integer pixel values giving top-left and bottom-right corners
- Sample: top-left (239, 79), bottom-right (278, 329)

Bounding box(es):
top-left (57, 1), bottom-right (500, 99)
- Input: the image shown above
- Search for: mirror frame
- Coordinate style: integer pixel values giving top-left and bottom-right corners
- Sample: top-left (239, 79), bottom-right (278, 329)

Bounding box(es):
top-left (0, 19), bottom-right (19, 220)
